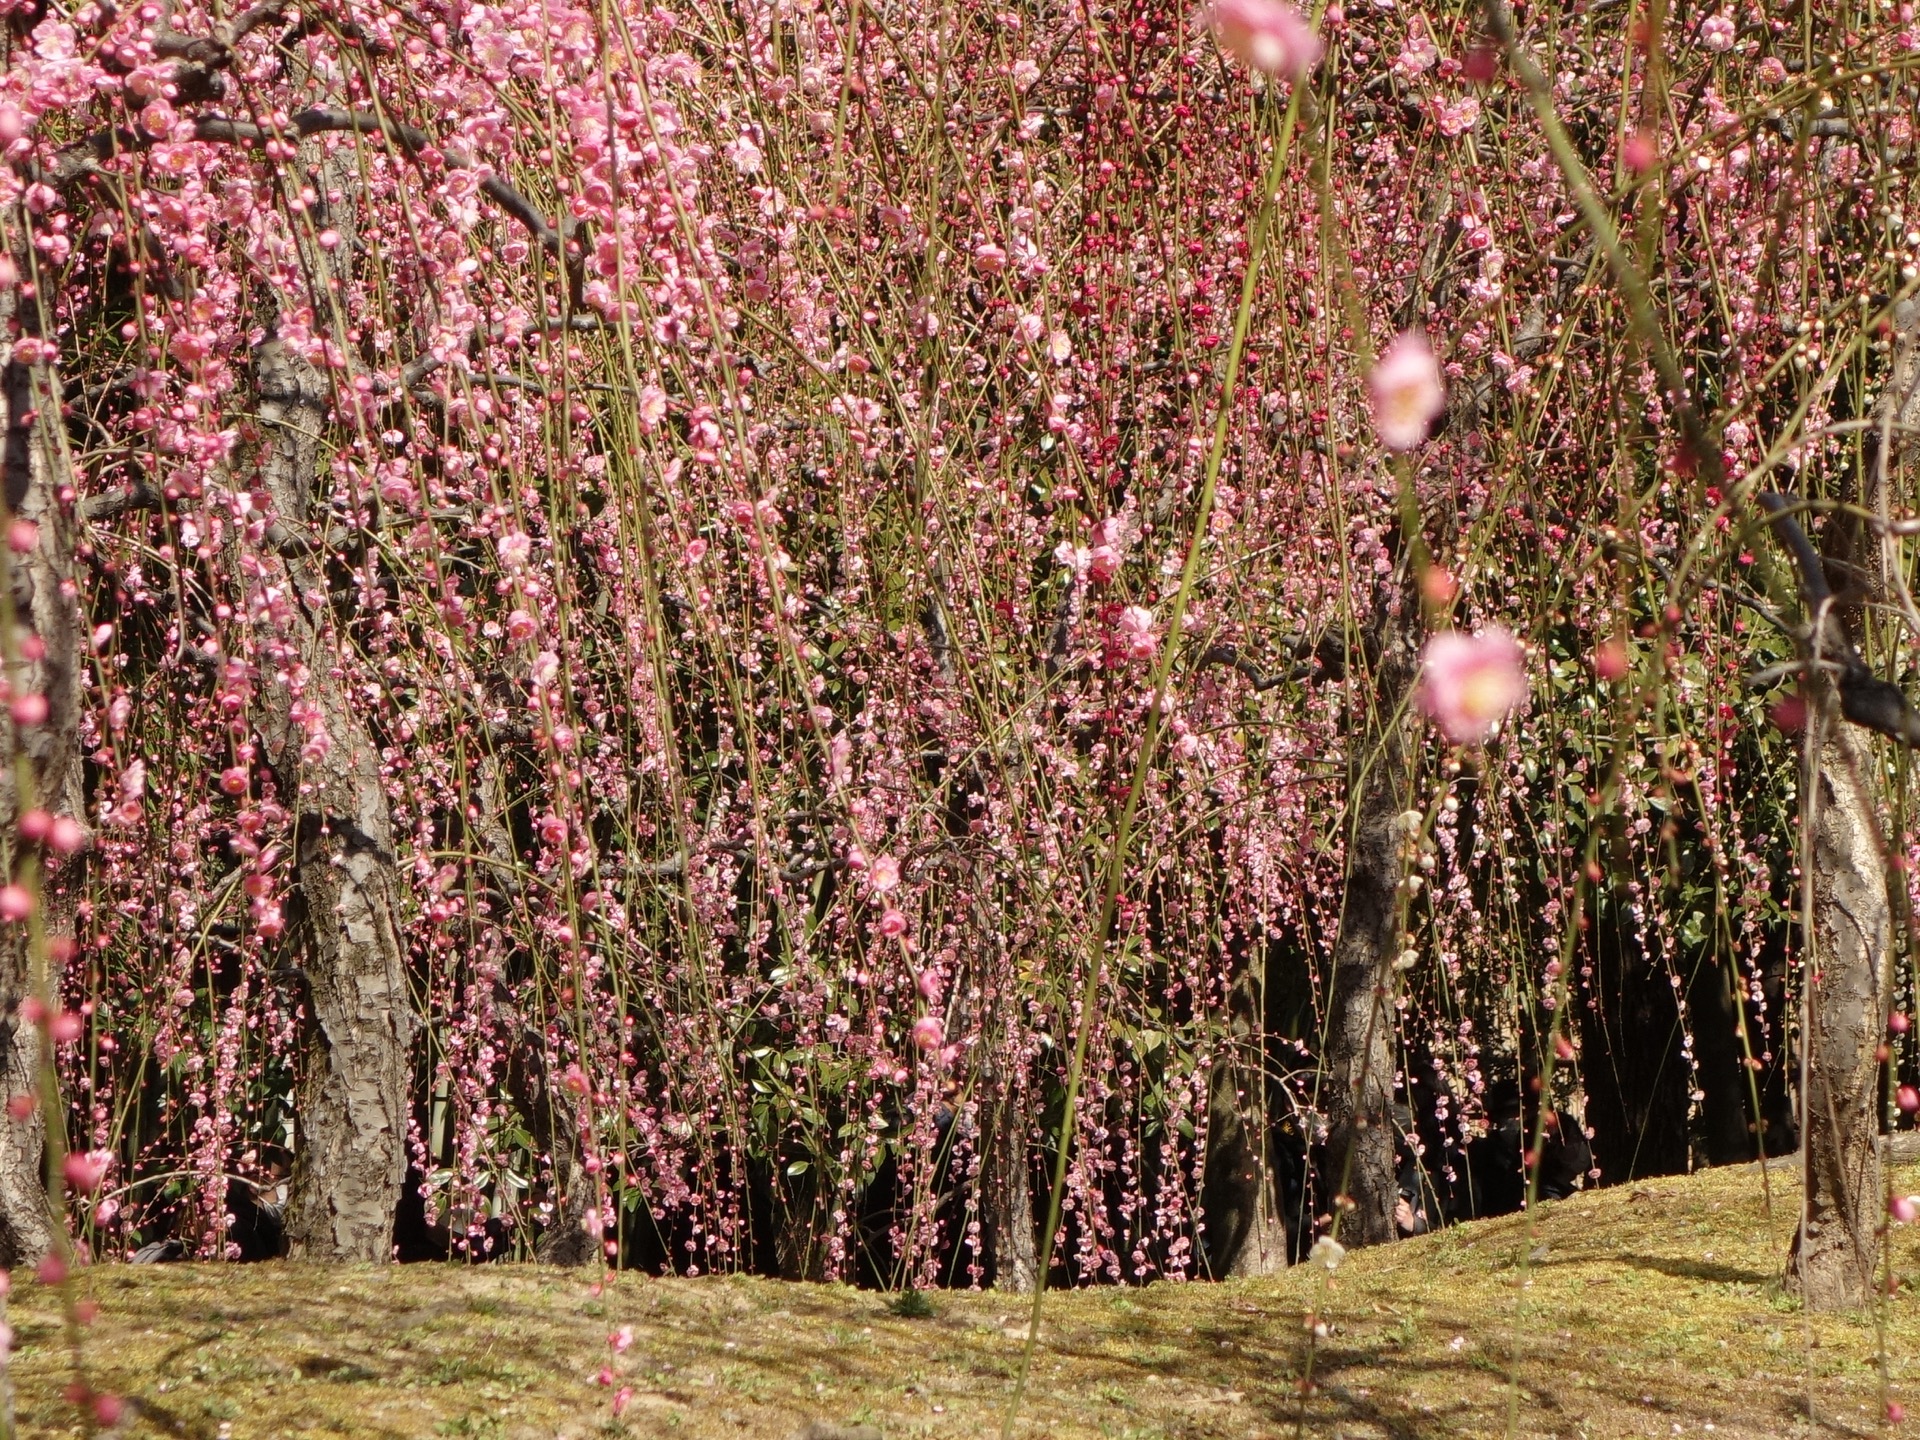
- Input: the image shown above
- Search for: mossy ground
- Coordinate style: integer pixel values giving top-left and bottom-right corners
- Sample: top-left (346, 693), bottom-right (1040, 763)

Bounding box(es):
top-left (10, 1156), bottom-right (1919, 1438)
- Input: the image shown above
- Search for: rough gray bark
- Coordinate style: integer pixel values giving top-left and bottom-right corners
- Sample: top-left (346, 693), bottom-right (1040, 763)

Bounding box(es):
top-left (986, 1076), bottom-right (1036, 1292)
top-left (1787, 711), bottom-right (1886, 1311)
top-left (0, 212), bottom-right (83, 1268)
top-left (1202, 956), bottom-right (1286, 1276)
top-left (250, 332), bottom-right (416, 1261)
top-left (1320, 596), bottom-right (1422, 1250)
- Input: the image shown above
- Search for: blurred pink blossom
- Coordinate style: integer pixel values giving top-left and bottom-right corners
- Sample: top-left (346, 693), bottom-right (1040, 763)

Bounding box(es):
top-left (1369, 332), bottom-right (1446, 451)
top-left (1201, 0), bottom-right (1322, 80)
top-left (1419, 629), bottom-right (1527, 745)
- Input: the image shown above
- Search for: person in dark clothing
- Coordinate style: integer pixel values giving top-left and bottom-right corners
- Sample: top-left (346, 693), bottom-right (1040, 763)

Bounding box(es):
top-left (1452, 1081), bottom-right (1593, 1220)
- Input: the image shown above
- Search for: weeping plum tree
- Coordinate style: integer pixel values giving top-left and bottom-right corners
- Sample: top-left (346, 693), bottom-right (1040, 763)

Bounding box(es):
top-left (0, 0), bottom-right (1915, 1300)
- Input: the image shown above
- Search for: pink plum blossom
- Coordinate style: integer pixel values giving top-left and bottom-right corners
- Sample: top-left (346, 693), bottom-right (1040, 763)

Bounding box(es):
top-left (1116, 606), bottom-right (1158, 661)
top-left (1201, 0), bottom-right (1322, 81)
top-left (1369, 332), bottom-right (1446, 451)
top-left (62, 1150), bottom-right (107, 1192)
top-left (1419, 629), bottom-right (1528, 745)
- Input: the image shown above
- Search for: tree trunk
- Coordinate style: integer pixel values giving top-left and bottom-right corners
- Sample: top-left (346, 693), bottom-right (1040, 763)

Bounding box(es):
top-left (1781, 305), bottom-right (1920, 1308)
top-left (1787, 713), bottom-right (1886, 1310)
top-left (1321, 596), bottom-right (1421, 1249)
top-left (250, 334), bottom-right (415, 1262)
top-left (985, 1076), bottom-right (1035, 1292)
top-left (1202, 952), bottom-right (1286, 1275)
top-left (0, 211), bottom-right (83, 1268)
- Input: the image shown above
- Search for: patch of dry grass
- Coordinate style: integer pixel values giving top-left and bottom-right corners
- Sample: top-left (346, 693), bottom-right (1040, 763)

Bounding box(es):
top-left (9, 1156), bottom-right (1918, 1438)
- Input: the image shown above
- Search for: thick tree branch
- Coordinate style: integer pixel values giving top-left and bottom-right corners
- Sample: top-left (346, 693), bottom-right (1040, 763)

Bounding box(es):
top-left (1757, 498), bottom-right (1920, 747)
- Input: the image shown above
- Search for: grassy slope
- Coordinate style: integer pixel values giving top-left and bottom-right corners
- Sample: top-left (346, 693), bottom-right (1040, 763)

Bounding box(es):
top-left (10, 1157), bottom-right (1919, 1439)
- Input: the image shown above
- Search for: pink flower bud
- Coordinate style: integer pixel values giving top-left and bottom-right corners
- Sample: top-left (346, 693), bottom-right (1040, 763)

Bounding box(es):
top-left (92, 1395), bottom-right (123, 1426)
top-left (48, 817), bottom-right (84, 854)
top-left (0, 105), bottom-right (23, 145)
top-left (10, 694), bottom-right (46, 727)
top-left (16, 810), bottom-right (48, 843)
top-left (0, 886), bottom-right (33, 922)
top-left (5, 521), bottom-right (35, 554)
top-left (877, 908), bottom-right (908, 938)
top-left (48, 1011), bottom-right (80, 1044)
top-left (1892, 1194), bottom-right (1919, 1225)
top-left (36, 1254), bottom-right (66, 1285)
top-left (4, 1094), bottom-right (30, 1121)
top-left (1893, 1012), bottom-right (1911, 1034)
top-left (1594, 640), bottom-right (1629, 682)
top-left (1901, 1085), bottom-right (1920, 1115)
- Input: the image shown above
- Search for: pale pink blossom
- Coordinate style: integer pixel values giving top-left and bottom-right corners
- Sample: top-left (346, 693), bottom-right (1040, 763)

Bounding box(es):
top-left (869, 854), bottom-right (901, 893)
top-left (1116, 605), bottom-right (1158, 661)
top-left (1201, 0), bottom-right (1322, 81)
top-left (912, 1016), bottom-right (944, 1051)
top-left (1419, 629), bottom-right (1528, 745)
top-left (1369, 332), bottom-right (1446, 451)
top-left (1433, 97), bottom-right (1480, 138)
top-left (1698, 13), bottom-right (1736, 51)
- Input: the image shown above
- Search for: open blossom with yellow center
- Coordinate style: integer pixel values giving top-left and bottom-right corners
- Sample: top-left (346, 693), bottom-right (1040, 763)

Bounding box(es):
top-left (1419, 628), bottom-right (1528, 745)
